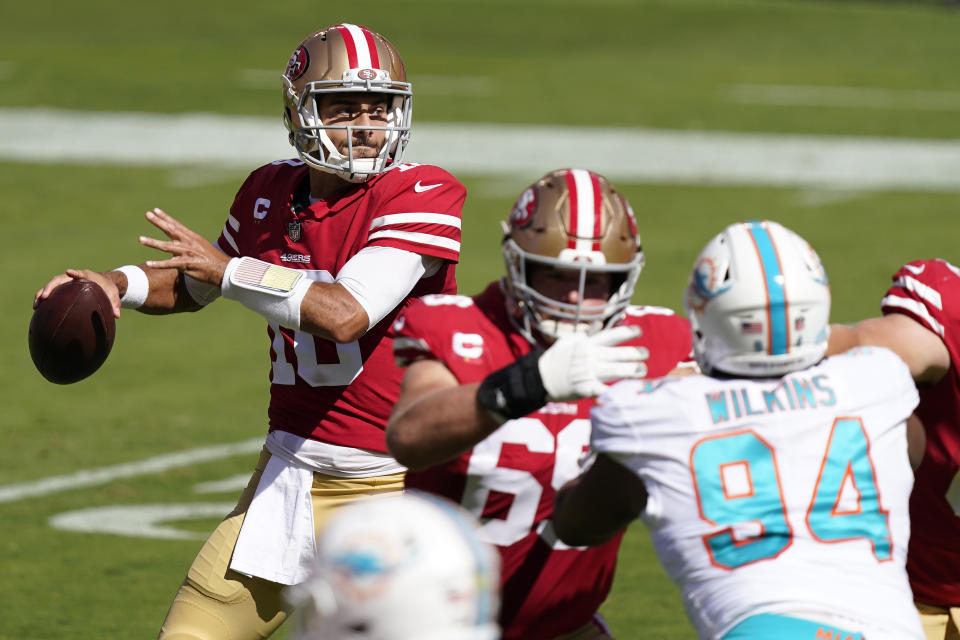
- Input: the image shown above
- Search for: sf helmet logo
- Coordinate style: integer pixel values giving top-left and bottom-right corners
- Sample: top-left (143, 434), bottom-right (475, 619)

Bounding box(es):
top-left (358, 68), bottom-right (377, 80)
top-left (284, 46), bottom-right (309, 82)
top-left (510, 187), bottom-right (537, 228)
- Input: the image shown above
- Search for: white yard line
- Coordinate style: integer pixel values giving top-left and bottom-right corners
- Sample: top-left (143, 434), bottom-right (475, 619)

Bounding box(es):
top-left (0, 438), bottom-right (263, 504)
top-left (50, 503), bottom-right (236, 540)
top-left (3, 107), bottom-right (960, 191)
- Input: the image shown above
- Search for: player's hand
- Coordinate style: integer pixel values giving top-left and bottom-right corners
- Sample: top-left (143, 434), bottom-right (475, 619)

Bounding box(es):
top-left (139, 208), bottom-right (229, 286)
top-left (34, 269), bottom-right (122, 318)
top-left (538, 325), bottom-right (649, 400)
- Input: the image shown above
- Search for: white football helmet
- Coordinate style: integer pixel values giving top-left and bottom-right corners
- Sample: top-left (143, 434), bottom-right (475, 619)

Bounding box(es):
top-left (502, 168), bottom-right (644, 343)
top-left (683, 220), bottom-right (831, 377)
top-left (282, 24), bottom-right (412, 182)
top-left (287, 492), bottom-right (501, 640)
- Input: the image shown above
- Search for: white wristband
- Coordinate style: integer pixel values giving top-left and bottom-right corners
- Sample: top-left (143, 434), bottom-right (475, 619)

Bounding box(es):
top-left (114, 265), bottom-right (149, 309)
top-left (221, 257), bottom-right (311, 329)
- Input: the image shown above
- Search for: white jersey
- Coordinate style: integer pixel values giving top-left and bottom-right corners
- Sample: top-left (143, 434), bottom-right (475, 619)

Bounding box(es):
top-left (591, 347), bottom-right (922, 640)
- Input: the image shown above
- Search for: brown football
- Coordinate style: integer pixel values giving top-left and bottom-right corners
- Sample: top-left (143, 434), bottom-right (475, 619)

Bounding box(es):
top-left (29, 279), bottom-right (116, 384)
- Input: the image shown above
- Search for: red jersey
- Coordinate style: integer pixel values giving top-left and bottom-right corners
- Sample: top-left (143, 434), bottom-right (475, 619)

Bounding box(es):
top-left (881, 259), bottom-right (960, 605)
top-left (217, 159), bottom-right (464, 451)
top-left (394, 283), bottom-right (693, 639)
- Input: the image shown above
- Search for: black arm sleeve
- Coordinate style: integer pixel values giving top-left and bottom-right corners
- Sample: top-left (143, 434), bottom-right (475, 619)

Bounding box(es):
top-left (475, 348), bottom-right (548, 420)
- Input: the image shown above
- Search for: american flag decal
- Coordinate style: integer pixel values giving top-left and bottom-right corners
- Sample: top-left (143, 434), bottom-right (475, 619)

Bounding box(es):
top-left (233, 258), bottom-right (302, 293)
top-left (741, 321), bottom-right (763, 334)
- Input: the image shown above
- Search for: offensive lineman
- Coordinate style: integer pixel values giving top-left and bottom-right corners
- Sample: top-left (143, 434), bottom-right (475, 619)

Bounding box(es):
top-left (828, 259), bottom-right (960, 640)
top-left (386, 169), bottom-right (694, 639)
top-left (34, 25), bottom-right (465, 640)
top-left (553, 220), bottom-right (924, 639)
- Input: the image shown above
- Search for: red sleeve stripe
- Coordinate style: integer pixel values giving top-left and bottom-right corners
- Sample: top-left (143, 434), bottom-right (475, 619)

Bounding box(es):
top-left (893, 275), bottom-right (943, 310)
top-left (881, 293), bottom-right (945, 337)
top-left (368, 230), bottom-right (460, 253)
top-left (227, 214), bottom-right (240, 233)
top-left (369, 212), bottom-right (462, 231)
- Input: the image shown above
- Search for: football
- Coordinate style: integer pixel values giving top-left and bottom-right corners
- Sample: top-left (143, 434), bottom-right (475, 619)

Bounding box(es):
top-left (29, 279), bottom-right (116, 384)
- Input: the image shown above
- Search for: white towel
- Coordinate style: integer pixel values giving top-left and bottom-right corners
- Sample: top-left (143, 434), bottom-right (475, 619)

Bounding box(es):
top-left (230, 453), bottom-right (316, 585)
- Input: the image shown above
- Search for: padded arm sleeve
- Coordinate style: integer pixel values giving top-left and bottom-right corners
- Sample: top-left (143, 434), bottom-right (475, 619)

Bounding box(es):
top-left (336, 246), bottom-right (443, 329)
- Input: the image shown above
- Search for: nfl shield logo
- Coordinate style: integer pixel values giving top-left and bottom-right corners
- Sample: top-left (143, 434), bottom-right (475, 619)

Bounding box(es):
top-left (287, 220), bottom-right (301, 242)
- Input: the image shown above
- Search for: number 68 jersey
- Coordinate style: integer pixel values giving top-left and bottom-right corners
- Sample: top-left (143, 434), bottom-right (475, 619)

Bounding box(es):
top-left (592, 347), bottom-right (922, 640)
top-left (393, 283), bottom-right (694, 640)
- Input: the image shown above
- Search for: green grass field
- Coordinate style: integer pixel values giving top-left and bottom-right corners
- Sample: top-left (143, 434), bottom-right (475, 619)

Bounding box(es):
top-left (2, 1), bottom-right (959, 638)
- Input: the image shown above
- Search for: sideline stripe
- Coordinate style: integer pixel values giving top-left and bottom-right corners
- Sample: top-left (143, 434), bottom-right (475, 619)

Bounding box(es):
top-left (0, 438), bottom-right (263, 504)
top-left (731, 84), bottom-right (960, 112)
top-left (3, 109), bottom-right (960, 191)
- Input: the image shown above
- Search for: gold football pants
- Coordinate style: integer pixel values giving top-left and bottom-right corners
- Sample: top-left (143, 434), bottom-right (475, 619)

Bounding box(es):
top-left (156, 448), bottom-right (405, 640)
top-left (917, 602), bottom-right (960, 640)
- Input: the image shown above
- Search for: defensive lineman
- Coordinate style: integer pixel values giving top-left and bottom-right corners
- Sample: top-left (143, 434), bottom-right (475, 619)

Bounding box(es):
top-left (554, 220), bottom-right (923, 639)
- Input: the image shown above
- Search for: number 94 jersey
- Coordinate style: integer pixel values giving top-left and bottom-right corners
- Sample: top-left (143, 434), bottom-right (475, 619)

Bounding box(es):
top-left (592, 347), bottom-right (922, 640)
top-left (393, 282), bottom-right (693, 640)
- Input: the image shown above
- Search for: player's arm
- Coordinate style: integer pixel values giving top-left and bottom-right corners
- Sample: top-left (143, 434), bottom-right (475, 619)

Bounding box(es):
top-left (553, 453), bottom-right (648, 547)
top-left (139, 208), bottom-right (439, 343)
top-left (386, 360), bottom-right (502, 471)
top-left (388, 325), bottom-right (649, 470)
top-left (828, 314), bottom-right (949, 385)
top-left (34, 265), bottom-right (203, 318)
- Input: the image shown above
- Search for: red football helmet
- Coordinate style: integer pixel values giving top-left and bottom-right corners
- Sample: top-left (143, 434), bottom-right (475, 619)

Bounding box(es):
top-left (502, 168), bottom-right (645, 342)
top-left (282, 24), bottom-right (412, 182)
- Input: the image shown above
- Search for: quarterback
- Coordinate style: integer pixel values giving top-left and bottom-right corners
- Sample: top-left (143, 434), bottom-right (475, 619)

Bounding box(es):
top-left (387, 169), bottom-right (694, 639)
top-left (554, 221), bottom-right (924, 639)
top-left (829, 259), bottom-right (960, 640)
top-left (35, 24), bottom-right (464, 640)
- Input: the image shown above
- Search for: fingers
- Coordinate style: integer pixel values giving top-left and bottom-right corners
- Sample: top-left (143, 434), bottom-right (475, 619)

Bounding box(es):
top-left (144, 207), bottom-right (181, 236)
top-left (596, 346), bottom-right (650, 362)
top-left (578, 381), bottom-right (611, 398)
top-left (34, 273), bottom-right (75, 307)
top-left (139, 235), bottom-right (177, 254)
top-left (143, 256), bottom-right (186, 270)
top-left (595, 361), bottom-right (648, 382)
top-left (35, 270), bottom-right (123, 318)
top-left (588, 325), bottom-right (642, 347)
